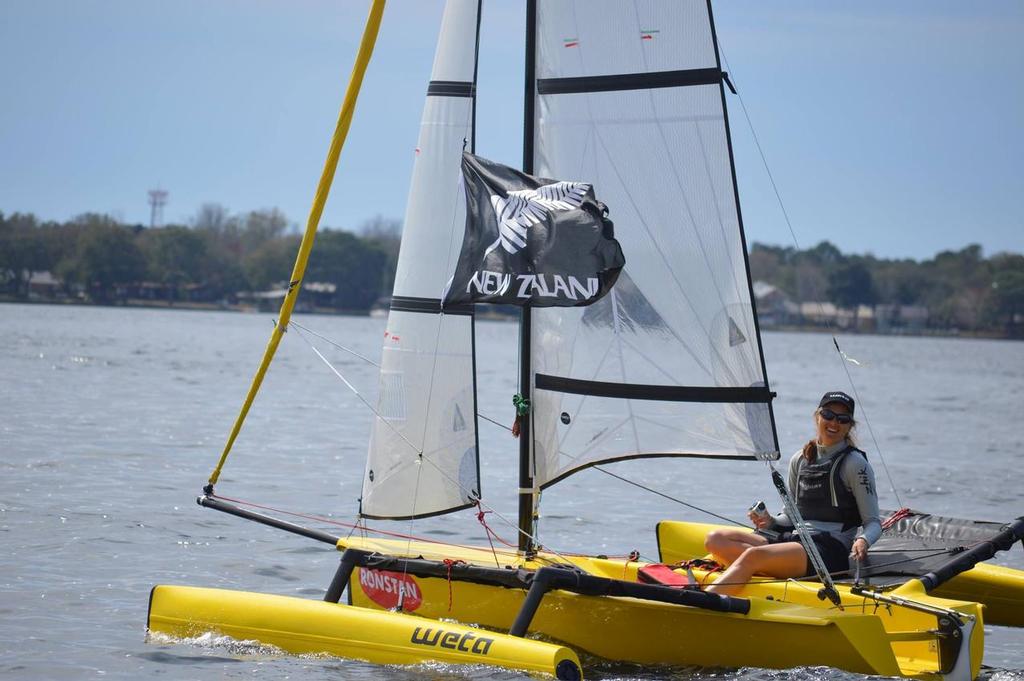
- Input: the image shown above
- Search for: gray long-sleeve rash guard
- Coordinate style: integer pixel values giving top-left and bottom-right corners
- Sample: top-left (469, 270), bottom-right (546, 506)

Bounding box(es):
top-left (768, 441), bottom-right (882, 551)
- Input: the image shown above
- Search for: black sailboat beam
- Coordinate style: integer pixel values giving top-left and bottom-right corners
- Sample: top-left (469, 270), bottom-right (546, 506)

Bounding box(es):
top-left (197, 494), bottom-right (340, 546)
top-left (324, 551), bottom-right (360, 603)
top-left (339, 549), bottom-right (750, 619)
top-left (919, 516), bottom-right (1024, 592)
top-left (509, 570), bottom-right (553, 637)
top-left (339, 548), bottom-right (530, 590)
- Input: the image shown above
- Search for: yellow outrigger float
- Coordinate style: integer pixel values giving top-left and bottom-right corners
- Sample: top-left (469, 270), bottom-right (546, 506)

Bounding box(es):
top-left (148, 585), bottom-right (583, 679)
top-left (148, 0), bottom-right (1024, 678)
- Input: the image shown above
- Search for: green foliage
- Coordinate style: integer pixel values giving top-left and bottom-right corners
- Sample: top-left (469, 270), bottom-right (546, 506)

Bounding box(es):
top-left (749, 241), bottom-right (1023, 335)
top-left (827, 261), bottom-right (876, 308)
top-left (0, 212), bottom-right (54, 295)
top-left (306, 229), bottom-right (388, 310)
top-left (1, 208), bottom-right (397, 311)
top-left (244, 235), bottom-right (302, 291)
top-left (57, 215), bottom-right (147, 301)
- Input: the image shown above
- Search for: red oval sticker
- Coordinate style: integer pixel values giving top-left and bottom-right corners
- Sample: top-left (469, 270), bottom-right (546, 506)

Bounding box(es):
top-left (358, 568), bottom-right (423, 611)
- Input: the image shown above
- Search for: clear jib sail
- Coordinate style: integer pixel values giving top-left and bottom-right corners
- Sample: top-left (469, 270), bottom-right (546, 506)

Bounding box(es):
top-left (530, 0), bottom-right (779, 489)
top-left (360, 0), bottom-right (481, 519)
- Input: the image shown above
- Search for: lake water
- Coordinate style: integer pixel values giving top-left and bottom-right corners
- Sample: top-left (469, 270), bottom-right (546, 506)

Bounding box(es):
top-left (2, 303), bottom-right (1022, 680)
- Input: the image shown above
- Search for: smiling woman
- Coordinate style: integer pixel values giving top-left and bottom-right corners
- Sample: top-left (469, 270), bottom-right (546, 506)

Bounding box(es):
top-left (704, 390), bottom-right (881, 596)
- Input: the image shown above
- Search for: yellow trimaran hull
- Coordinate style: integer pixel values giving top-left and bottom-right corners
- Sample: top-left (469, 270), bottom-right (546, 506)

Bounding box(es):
top-left (657, 520), bottom-right (1024, 628)
top-left (147, 585), bottom-right (583, 678)
top-left (337, 535), bottom-right (983, 680)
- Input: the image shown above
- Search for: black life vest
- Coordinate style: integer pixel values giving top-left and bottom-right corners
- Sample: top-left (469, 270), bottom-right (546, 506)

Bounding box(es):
top-left (795, 445), bottom-right (865, 531)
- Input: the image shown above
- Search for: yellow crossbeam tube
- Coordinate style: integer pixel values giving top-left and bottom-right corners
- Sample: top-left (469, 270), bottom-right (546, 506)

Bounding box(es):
top-left (207, 0), bottom-right (386, 488)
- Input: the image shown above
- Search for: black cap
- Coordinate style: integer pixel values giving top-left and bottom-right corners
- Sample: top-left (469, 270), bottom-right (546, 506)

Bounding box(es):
top-left (818, 391), bottom-right (855, 415)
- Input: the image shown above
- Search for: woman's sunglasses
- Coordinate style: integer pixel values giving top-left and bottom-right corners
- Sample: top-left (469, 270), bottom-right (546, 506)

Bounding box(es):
top-left (819, 408), bottom-right (853, 425)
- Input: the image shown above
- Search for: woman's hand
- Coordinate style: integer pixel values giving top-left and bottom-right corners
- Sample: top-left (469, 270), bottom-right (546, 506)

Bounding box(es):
top-left (850, 537), bottom-right (869, 562)
top-left (748, 510), bottom-right (772, 530)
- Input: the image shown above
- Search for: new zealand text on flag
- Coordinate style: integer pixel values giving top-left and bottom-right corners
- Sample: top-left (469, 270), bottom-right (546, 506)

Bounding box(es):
top-left (444, 152), bottom-right (625, 308)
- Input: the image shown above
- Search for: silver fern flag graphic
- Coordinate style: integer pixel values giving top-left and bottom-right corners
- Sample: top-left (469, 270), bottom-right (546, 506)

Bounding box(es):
top-left (444, 153), bottom-right (625, 308)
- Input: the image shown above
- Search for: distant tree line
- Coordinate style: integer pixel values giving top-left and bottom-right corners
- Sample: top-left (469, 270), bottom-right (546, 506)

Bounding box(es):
top-left (2, 208), bottom-right (1022, 335)
top-left (0, 206), bottom-right (400, 312)
top-left (749, 241), bottom-right (1024, 336)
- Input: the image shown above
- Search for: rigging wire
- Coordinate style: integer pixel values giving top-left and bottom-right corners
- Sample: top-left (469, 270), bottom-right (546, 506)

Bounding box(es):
top-left (290, 324), bottom-right (422, 456)
top-left (717, 45), bottom-right (905, 511)
top-left (289, 320), bottom-right (380, 368)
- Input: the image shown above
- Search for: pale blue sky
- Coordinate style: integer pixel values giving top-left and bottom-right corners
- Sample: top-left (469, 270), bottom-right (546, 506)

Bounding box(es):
top-left (1, 1), bottom-right (1021, 260)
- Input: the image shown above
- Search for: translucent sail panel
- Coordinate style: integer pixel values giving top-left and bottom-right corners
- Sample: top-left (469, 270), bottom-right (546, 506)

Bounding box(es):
top-left (391, 94), bottom-right (474, 297)
top-left (531, 0), bottom-right (776, 488)
top-left (391, 0), bottom-right (478, 299)
top-left (362, 0), bottom-right (480, 518)
top-left (362, 311), bottom-right (478, 519)
top-left (536, 1), bottom-right (716, 77)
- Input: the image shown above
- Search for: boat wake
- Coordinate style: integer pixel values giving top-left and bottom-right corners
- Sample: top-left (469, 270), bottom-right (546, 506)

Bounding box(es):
top-left (145, 630), bottom-right (287, 659)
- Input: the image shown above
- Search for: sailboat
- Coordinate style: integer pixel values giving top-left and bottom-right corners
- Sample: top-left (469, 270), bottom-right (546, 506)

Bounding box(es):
top-left (148, 1), bottom-right (1024, 680)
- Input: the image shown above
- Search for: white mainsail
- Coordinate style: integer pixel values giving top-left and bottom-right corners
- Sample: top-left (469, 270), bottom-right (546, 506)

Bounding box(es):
top-left (530, 0), bottom-right (778, 488)
top-left (360, 0), bottom-right (481, 519)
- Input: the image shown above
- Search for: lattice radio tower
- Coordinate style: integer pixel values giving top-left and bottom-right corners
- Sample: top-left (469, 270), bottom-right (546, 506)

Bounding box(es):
top-left (148, 189), bottom-right (168, 228)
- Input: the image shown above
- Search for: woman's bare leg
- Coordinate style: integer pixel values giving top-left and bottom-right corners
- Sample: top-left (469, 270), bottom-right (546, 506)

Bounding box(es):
top-left (705, 542), bottom-right (808, 596)
top-left (704, 528), bottom-right (768, 565)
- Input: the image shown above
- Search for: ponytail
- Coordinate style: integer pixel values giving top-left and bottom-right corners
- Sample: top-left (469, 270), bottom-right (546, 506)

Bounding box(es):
top-left (801, 439), bottom-right (816, 463)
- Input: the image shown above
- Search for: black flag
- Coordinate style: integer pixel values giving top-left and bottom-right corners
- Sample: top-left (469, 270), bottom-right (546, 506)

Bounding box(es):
top-left (444, 153), bottom-right (624, 308)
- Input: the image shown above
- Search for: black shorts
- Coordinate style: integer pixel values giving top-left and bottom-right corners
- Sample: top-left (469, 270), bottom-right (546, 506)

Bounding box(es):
top-left (768, 530), bottom-right (849, 577)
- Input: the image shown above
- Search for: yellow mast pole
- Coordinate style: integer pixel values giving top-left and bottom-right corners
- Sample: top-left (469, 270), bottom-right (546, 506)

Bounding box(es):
top-left (206, 0), bottom-right (387, 490)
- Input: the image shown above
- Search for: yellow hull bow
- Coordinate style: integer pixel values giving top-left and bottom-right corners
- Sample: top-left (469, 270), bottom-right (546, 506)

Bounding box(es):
top-left (148, 585), bottom-right (583, 679)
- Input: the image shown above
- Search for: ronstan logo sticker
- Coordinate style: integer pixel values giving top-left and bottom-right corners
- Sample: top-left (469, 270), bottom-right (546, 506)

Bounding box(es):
top-left (358, 569), bottom-right (423, 611)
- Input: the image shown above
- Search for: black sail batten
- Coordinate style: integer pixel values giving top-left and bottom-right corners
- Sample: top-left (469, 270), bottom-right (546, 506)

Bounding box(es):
top-left (389, 296), bottom-right (473, 316)
top-left (535, 374), bottom-right (773, 404)
top-left (359, 499), bottom-right (478, 522)
top-left (537, 67), bottom-right (724, 95)
top-left (540, 451), bottom-right (759, 491)
top-left (427, 80), bottom-right (475, 97)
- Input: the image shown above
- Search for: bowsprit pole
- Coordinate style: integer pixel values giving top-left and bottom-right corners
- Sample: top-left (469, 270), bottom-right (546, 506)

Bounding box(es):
top-left (205, 0), bottom-right (387, 492)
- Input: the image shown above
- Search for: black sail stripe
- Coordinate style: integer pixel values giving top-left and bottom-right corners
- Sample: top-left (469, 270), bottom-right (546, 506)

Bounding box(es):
top-left (427, 80), bottom-right (475, 97)
top-left (390, 296), bottom-right (474, 316)
top-left (535, 373), bottom-right (773, 403)
top-left (537, 67), bottom-right (723, 95)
